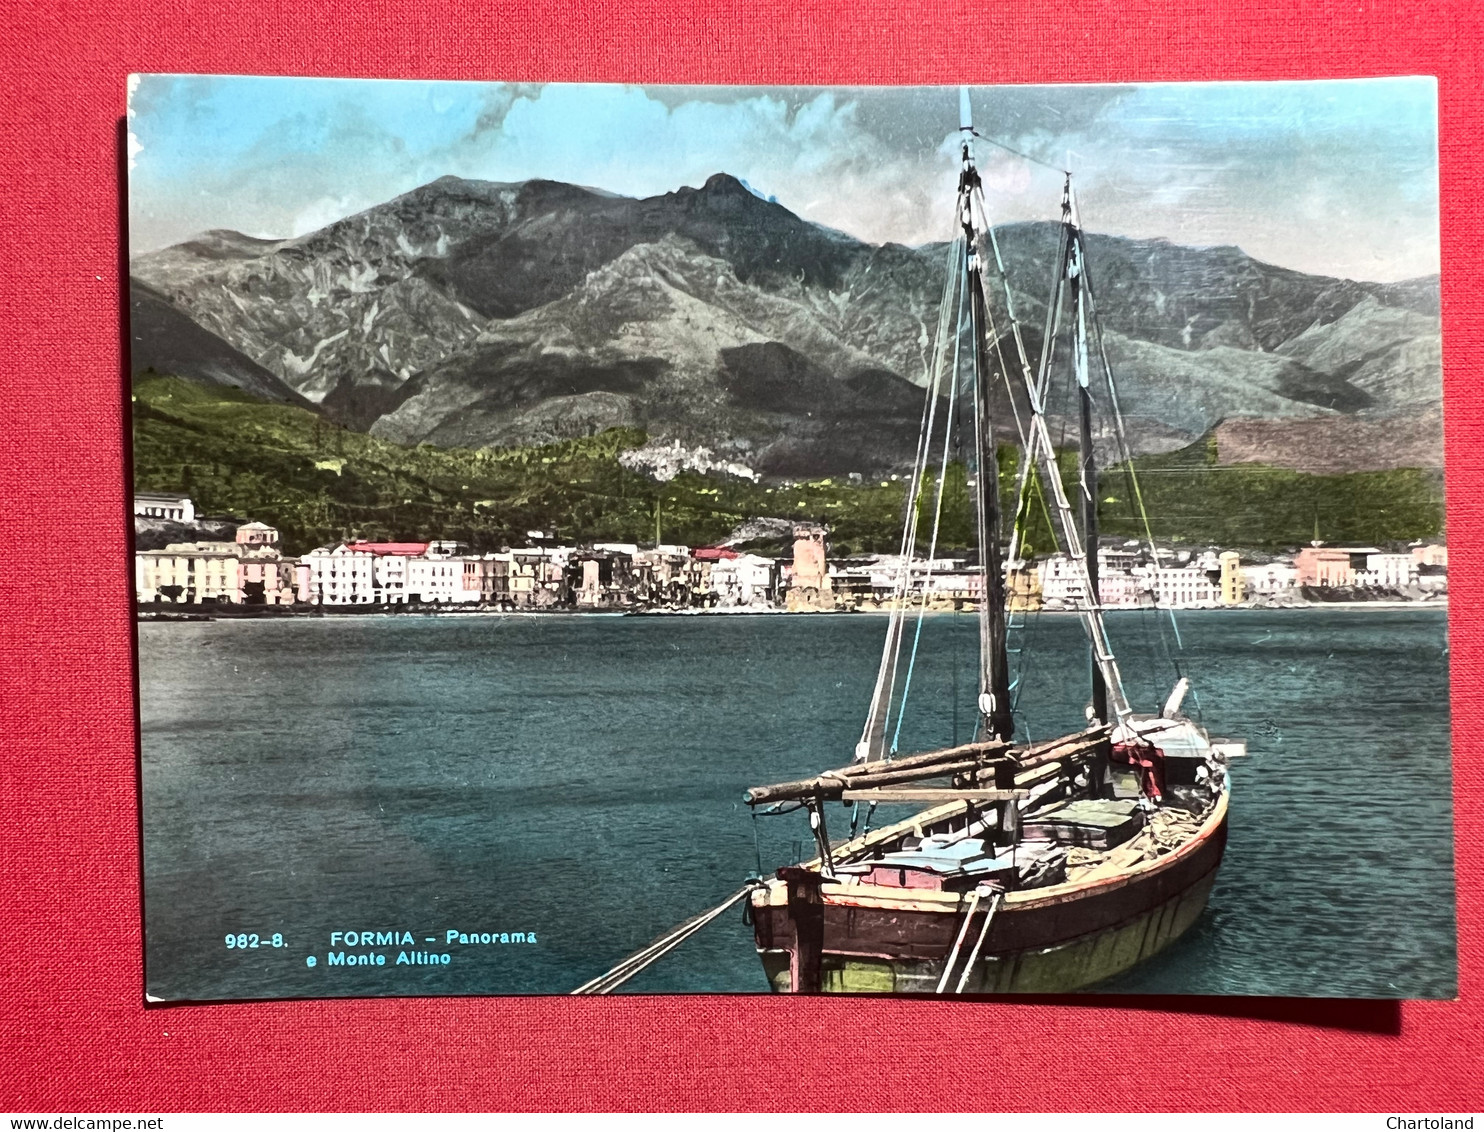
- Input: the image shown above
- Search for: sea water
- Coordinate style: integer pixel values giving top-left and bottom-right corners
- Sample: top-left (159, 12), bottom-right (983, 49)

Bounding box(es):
top-left (137, 607), bottom-right (1456, 999)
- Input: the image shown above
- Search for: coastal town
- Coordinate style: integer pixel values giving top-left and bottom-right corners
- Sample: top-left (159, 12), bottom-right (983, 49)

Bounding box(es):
top-left (134, 489), bottom-right (1449, 616)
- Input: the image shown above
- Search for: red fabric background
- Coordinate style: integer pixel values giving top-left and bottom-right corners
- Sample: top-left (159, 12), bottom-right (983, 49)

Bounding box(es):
top-left (1, 0), bottom-right (1480, 1111)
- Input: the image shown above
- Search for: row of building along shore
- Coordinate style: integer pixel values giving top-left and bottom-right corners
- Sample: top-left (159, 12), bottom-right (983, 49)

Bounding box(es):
top-left (134, 491), bottom-right (1449, 614)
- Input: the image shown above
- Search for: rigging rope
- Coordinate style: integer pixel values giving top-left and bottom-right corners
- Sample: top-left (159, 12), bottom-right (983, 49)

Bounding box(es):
top-left (570, 884), bottom-right (760, 995)
top-left (975, 183), bottom-right (1132, 726)
top-left (967, 128), bottom-right (1071, 176)
top-left (859, 238), bottom-right (965, 762)
top-left (1072, 192), bottom-right (1192, 697)
top-left (890, 253), bottom-right (968, 754)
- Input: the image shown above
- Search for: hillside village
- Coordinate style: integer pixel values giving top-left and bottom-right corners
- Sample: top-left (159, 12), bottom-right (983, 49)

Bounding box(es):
top-left (135, 490), bottom-right (1448, 616)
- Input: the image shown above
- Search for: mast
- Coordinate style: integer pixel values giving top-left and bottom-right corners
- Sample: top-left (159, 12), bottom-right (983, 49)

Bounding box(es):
top-left (1066, 183), bottom-right (1108, 726)
top-left (854, 93), bottom-right (1134, 766)
top-left (958, 100), bottom-right (1135, 730)
top-left (959, 104), bottom-right (1015, 743)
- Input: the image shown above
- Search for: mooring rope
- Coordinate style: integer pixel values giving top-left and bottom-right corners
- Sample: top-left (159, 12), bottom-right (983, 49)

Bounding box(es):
top-left (570, 883), bottom-right (761, 996)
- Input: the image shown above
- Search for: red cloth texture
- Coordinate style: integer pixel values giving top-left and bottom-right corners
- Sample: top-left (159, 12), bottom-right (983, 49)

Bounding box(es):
top-left (1, 0), bottom-right (1480, 1112)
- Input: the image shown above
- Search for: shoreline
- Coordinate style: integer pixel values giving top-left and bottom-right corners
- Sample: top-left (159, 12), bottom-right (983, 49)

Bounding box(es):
top-left (135, 598), bottom-right (1448, 622)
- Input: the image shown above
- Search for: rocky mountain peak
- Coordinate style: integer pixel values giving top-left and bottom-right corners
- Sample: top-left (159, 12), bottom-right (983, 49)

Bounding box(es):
top-left (701, 172), bottom-right (754, 196)
top-left (129, 171), bottom-right (1444, 477)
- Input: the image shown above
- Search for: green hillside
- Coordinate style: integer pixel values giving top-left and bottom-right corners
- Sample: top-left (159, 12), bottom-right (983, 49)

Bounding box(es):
top-left (131, 375), bottom-right (909, 556)
top-left (1098, 435), bottom-right (1445, 548)
top-left (131, 375), bottom-right (1444, 556)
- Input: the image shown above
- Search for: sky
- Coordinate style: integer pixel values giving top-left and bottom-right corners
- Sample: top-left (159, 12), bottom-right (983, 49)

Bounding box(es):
top-left (127, 76), bottom-right (1440, 283)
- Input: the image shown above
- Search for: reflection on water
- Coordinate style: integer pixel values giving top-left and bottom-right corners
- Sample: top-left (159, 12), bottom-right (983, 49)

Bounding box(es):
top-left (139, 608), bottom-right (1456, 1000)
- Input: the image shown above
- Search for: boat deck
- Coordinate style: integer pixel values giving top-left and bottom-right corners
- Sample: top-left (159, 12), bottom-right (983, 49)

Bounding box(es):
top-left (750, 783), bottom-right (1230, 993)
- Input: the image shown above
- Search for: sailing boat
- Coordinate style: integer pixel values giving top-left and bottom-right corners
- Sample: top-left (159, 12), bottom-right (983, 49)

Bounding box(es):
top-left (743, 92), bottom-right (1244, 995)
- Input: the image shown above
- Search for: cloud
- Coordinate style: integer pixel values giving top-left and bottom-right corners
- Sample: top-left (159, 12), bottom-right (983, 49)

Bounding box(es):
top-left (127, 76), bottom-right (497, 247)
top-left (958, 79), bottom-right (1440, 280)
top-left (127, 77), bottom-right (1440, 282)
top-left (443, 84), bottom-right (966, 247)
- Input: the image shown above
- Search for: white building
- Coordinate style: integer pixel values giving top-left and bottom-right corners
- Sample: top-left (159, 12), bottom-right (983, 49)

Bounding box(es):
top-left (304, 541), bottom-right (428, 605)
top-left (304, 540), bottom-right (500, 605)
top-left (866, 556), bottom-right (965, 583)
top-left (710, 553), bottom-right (775, 606)
top-left (305, 544), bottom-right (377, 605)
top-left (1098, 570), bottom-right (1142, 608)
top-left (921, 571), bottom-right (982, 602)
top-left (1242, 562), bottom-right (1299, 597)
top-left (1412, 543), bottom-right (1448, 568)
top-left (369, 548), bottom-right (417, 602)
top-left (235, 521), bottom-right (278, 546)
top-left (1358, 553), bottom-right (1418, 589)
top-left (134, 491), bottom-right (195, 523)
top-left (1099, 547), bottom-right (1143, 576)
top-left (408, 551), bottom-right (489, 604)
top-left (1145, 565), bottom-right (1218, 609)
top-left (1037, 555), bottom-right (1086, 605)
top-left (1038, 552), bottom-right (1143, 608)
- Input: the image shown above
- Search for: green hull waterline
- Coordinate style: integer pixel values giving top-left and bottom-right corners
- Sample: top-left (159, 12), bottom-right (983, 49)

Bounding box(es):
top-left (759, 870), bottom-right (1217, 994)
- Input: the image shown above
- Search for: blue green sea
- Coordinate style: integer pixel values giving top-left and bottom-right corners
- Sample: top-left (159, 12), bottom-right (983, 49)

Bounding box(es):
top-left (138, 607), bottom-right (1457, 1000)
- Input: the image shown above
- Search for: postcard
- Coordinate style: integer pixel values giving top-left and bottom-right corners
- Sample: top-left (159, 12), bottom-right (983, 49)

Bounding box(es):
top-left (128, 76), bottom-right (1455, 999)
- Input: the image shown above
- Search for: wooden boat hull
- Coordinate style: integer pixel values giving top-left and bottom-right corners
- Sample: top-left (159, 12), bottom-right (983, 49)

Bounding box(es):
top-left (751, 787), bottom-right (1228, 994)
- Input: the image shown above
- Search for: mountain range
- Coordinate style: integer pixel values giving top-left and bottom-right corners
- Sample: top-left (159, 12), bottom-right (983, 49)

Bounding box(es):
top-left (129, 172), bottom-right (1443, 478)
